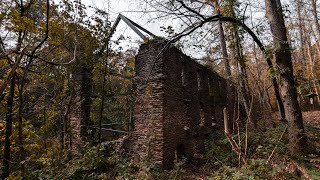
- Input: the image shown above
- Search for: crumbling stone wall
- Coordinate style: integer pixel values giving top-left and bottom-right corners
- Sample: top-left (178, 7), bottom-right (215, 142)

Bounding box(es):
top-left (69, 64), bottom-right (93, 150)
top-left (134, 40), bottom-right (228, 169)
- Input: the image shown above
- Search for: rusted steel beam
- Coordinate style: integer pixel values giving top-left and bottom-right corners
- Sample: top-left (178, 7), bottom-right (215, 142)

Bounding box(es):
top-left (107, 14), bottom-right (157, 43)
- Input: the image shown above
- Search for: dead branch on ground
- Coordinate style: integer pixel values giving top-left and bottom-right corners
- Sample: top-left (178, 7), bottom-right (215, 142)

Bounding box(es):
top-left (223, 108), bottom-right (247, 165)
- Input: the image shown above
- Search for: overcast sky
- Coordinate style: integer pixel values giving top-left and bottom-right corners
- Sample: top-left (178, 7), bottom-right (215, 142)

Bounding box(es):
top-left (50, 0), bottom-right (158, 49)
top-left (79, 0), bottom-right (170, 50)
top-left (74, 0), bottom-right (269, 56)
top-left (52, 0), bottom-right (278, 58)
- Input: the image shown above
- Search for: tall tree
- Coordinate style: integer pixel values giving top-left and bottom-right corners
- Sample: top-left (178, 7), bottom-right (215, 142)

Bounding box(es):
top-left (212, 1), bottom-right (235, 128)
top-left (311, 0), bottom-right (320, 40)
top-left (1, 75), bottom-right (16, 179)
top-left (1, 0), bottom-right (50, 176)
top-left (264, 0), bottom-right (307, 154)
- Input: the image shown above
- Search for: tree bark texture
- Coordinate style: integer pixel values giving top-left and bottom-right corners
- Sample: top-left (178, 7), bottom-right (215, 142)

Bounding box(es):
top-left (218, 19), bottom-right (236, 129)
top-left (264, 0), bottom-right (307, 154)
top-left (311, 0), bottom-right (320, 40)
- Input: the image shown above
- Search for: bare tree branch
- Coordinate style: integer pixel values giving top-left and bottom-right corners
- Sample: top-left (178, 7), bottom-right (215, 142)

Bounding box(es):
top-left (0, 47), bottom-right (27, 99)
top-left (177, 0), bottom-right (206, 20)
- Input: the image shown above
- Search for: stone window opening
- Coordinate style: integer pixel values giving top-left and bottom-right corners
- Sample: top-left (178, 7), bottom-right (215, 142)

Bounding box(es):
top-left (200, 102), bottom-right (205, 126)
top-left (211, 105), bottom-right (216, 127)
top-left (197, 69), bottom-right (201, 91)
top-left (192, 133), bottom-right (199, 139)
top-left (184, 99), bottom-right (191, 130)
top-left (181, 66), bottom-right (186, 86)
top-left (175, 144), bottom-right (186, 162)
top-left (208, 76), bottom-right (212, 96)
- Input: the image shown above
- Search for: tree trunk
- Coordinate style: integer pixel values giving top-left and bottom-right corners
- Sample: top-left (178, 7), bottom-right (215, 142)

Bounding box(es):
top-left (217, 19), bottom-right (236, 129)
top-left (232, 19), bottom-right (256, 128)
top-left (17, 77), bottom-right (26, 176)
top-left (218, 20), bottom-right (232, 79)
top-left (311, 0), bottom-right (320, 40)
top-left (17, 77), bottom-right (24, 153)
top-left (80, 65), bottom-right (93, 139)
top-left (225, 4), bottom-right (256, 128)
top-left (305, 7), bottom-right (320, 104)
top-left (59, 99), bottom-right (64, 155)
top-left (1, 74), bottom-right (16, 179)
top-left (264, 0), bottom-right (307, 155)
top-left (305, 31), bottom-right (320, 103)
top-left (296, 0), bottom-right (306, 65)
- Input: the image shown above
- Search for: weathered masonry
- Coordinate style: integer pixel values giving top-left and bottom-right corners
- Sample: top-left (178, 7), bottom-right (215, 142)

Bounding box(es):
top-left (133, 40), bottom-right (230, 169)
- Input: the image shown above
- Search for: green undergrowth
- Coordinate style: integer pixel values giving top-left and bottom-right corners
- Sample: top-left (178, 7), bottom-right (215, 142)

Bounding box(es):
top-left (7, 145), bottom-right (168, 179)
top-left (205, 120), bottom-right (320, 180)
top-left (6, 120), bottom-right (320, 179)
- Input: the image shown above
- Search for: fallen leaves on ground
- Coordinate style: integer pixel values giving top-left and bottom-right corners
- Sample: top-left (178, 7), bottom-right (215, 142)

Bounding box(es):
top-left (303, 111), bottom-right (320, 126)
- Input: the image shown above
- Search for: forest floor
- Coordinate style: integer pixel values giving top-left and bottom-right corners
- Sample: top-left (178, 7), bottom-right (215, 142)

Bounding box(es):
top-left (178, 110), bottom-right (320, 180)
top-left (302, 110), bottom-right (320, 126)
top-left (14, 111), bottom-right (320, 179)
top-left (272, 110), bottom-right (320, 126)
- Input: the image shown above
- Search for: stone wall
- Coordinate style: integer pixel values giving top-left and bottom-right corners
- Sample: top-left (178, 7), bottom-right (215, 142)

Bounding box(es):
top-left (69, 64), bottom-right (93, 150)
top-left (134, 40), bottom-right (229, 169)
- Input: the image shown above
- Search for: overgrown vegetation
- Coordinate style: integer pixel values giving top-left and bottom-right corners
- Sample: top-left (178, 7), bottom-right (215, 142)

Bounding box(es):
top-left (206, 121), bottom-right (320, 179)
top-left (1, 0), bottom-right (320, 179)
top-left (1, 118), bottom-right (318, 179)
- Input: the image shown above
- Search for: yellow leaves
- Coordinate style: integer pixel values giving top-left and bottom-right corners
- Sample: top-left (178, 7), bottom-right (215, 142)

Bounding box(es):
top-left (146, 84), bottom-right (153, 97)
top-left (48, 19), bottom-right (65, 45)
top-left (207, 0), bottom-right (223, 13)
top-left (15, 67), bottom-right (24, 76)
top-left (48, 38), bottom-right (62, 45)
top-left (127, 58), bottom-right (136, 70)
top-left (0, 12), bottom-right (5, 21)
top-left (0, 58), bottom-right (9, 66)
top-left (0, 121), bottom-right (4, 131)
top-left (214, 6), bottom-right (223, 14)
top-left (7, 16), bottom-right (35, 33)
top-left (38, 157), bottom-right (51, 166)
top-left (2, 68), bottom-right (11, 79)
top-left (21, 16), bottom-right (37, 32)
top-left (5, 6), bottom-right (47, 35)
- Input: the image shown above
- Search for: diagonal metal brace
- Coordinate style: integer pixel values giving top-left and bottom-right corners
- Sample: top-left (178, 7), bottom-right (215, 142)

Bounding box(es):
top-left (107, 14), bottom-right (157, 43)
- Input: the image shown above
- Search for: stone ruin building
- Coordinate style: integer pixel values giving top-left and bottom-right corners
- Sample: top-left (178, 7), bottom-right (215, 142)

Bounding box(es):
top-left (133, 40), bottom-right (231, 170)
